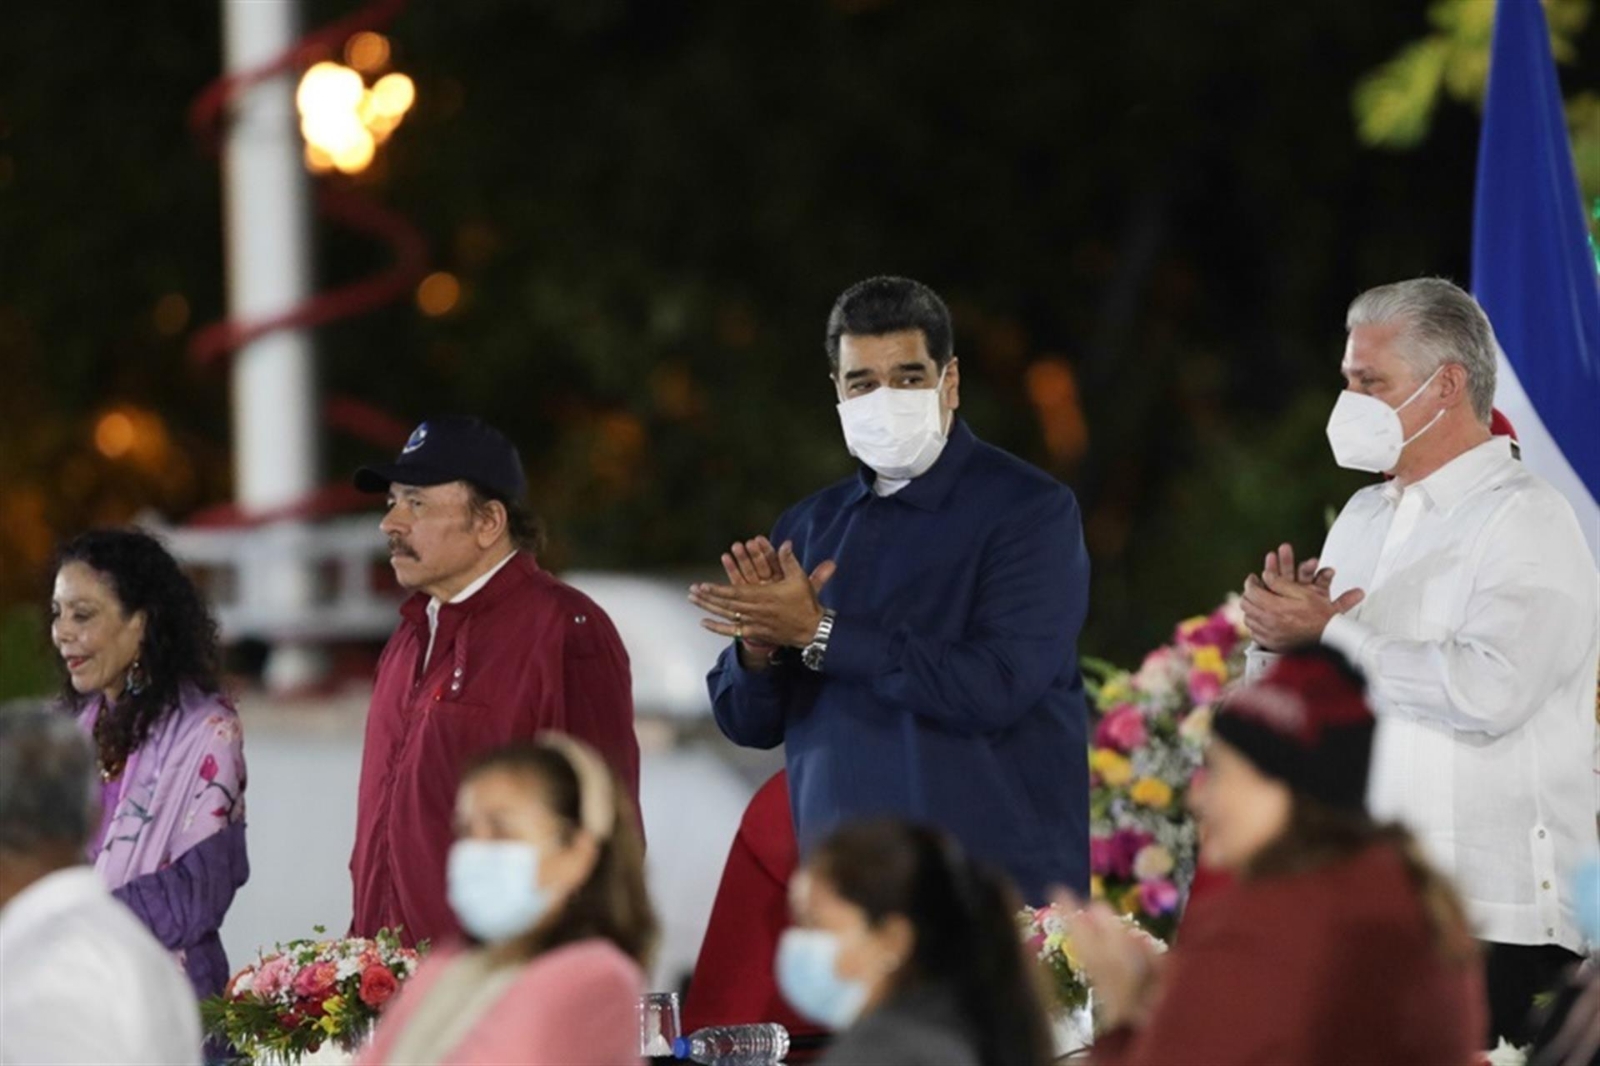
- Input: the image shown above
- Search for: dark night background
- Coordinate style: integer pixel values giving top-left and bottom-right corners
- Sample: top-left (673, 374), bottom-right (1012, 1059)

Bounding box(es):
top-left (4, 0), bottom-right (1593, 692)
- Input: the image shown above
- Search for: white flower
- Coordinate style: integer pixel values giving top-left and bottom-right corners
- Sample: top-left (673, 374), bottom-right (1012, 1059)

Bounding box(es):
top-left (1484, 1030), bottom-right (1523, 1056)
top-left (1133, 844), bottom-right (1175, 881)
top-left (1484, 1038), bottom-right (1527, 1066)
top-left (1179, 706), bottom-right (1213, 744)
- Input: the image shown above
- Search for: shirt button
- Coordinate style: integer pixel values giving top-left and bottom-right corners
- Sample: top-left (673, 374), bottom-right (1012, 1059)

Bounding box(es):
top-left (1547, 927), bottom-right (1556, 937)
top-left (1541, 880), bottom-right (1552, 891)
top-left (1538, 829), bottom-right (1547, 839)
top-left (574, 615), bottom-right (587, 624)
top-left (453, 668), bottom-right (463, 678)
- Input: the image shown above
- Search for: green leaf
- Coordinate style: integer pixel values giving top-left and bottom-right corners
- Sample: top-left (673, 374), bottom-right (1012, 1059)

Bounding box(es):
top-left (1353, 38), bottom-right (1450, 148)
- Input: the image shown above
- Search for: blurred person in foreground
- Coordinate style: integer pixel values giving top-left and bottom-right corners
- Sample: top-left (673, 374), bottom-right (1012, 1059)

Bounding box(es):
top-left (0, 705), bottom-right (202, 1064)
top-left (358, 735), bottom-right (654, 1065)
top-left (349, 416), bottom-right (638, 947)
top-left (778, 819), bottom-right (1054, 1066)
top-left (683, 771), bottom-right (826, 1051)
top-left (1240, 278), bottom-right (1600, 1044)
top-left (1066, 647), bottom-right (1484, 1065)
top-left (49, 529), bottom-right (249, 1007)
top-left (695, 276), bottom-right (1091, 904)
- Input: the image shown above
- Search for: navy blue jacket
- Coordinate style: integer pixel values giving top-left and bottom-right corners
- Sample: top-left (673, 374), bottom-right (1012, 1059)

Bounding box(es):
top-left (708, 419), bottom-right (1090, 902)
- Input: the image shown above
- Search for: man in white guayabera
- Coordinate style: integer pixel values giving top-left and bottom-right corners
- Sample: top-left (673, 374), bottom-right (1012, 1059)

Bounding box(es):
top-left (0, 705), bottom-right (202, 1064)
top-left (1239, 276), bottom-right (1600, 1048)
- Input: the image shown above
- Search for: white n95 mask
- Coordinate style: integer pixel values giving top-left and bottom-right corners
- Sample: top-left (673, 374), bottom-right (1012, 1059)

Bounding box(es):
top-left (836, 368), bottom-right (948, 480)
top-left (1325, 365), bottom-right (1444, 473)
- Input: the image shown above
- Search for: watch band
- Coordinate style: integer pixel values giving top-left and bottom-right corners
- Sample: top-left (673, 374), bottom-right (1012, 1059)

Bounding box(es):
top-left (801, 609), bottom-right (837, 672)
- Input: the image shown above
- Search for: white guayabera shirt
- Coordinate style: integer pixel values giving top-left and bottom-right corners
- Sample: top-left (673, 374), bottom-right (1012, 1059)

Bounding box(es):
top-left (0, 867), bottom-right (202, 1064)
top-left (1254, 436), bottom-right (1600, 952)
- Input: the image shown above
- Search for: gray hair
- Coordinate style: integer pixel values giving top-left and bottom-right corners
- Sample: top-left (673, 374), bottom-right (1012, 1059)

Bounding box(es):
top-left (0, 704), bottom-right (97, 854)
top-left (1345, 278), bottom-right (1497, 423)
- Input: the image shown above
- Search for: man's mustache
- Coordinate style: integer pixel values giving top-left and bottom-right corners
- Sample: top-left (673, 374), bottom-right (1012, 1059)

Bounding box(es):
top-left (387, 536), bottom-right (418, 560)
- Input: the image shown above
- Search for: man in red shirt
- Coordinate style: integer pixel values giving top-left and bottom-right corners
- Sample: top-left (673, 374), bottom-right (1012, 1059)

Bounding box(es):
top-left (347, 416), bottom-right (638, 945)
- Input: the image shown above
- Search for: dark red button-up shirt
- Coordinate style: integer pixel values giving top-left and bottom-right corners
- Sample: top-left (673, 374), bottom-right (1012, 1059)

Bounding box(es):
top-left (349, 553), bottom-right (639, 946)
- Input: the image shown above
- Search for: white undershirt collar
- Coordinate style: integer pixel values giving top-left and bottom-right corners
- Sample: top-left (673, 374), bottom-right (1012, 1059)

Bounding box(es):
top-left (423, 550), bottom-right (517, 668)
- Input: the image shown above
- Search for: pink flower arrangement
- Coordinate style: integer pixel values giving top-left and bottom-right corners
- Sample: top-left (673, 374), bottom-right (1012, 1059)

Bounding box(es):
top-left (252, 954), bottom-right (295, 999)
top-left (292, 961), bottom-right (338, 1002)
top-left (1084, 596), bottom-right (1249, 941)
top-left (203, 927), bottom-right (424, 1061)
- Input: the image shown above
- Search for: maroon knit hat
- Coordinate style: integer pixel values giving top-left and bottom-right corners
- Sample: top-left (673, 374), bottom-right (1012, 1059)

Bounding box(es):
top-left (1212, 646), bottom-right (1376, 813)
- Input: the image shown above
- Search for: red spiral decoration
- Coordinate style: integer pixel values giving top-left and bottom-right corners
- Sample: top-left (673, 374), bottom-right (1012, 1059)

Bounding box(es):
top-left (186, 0), bottom-right (427, 528)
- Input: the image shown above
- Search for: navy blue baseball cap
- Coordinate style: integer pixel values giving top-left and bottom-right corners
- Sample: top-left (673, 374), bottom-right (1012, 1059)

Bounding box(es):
top-left (353, 416), bottom-right (527, 500)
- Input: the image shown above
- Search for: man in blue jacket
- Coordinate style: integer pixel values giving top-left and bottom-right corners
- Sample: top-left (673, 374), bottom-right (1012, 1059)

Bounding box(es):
top-left (692, 276), bottom-right (1091, 901)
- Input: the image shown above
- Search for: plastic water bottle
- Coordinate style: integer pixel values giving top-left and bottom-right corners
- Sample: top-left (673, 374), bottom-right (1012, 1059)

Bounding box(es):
top-left (672, 1023), bottom-right (790, 1064)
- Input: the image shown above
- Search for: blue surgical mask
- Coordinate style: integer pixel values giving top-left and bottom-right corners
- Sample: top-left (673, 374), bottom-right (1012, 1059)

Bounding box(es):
top-left (447, 839), bottom-right (551, 942)
top-left (775, 928), bottom-right (870, 1029)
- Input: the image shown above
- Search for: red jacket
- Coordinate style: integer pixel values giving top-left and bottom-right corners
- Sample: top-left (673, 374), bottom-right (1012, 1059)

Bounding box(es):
top-left (349, 554), bottom-right (638, 946)
top-left (683, 771), bottom-right (826, 1049)
top-left (1094, 843), bottom-right (1484, 1066)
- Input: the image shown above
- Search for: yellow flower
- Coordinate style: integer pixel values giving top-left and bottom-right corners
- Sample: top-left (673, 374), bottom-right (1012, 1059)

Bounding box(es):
top-left (1100, 676), bottom-right (1133, 705)
top-left (1130, 776), bottom-right (1174, 809)
top-left (319, 1014), bottom-right (340, 1037)
top-left (1115, 887), bottom-right (1143, 916)
top-left (1190, 645), bottom-right (1228, 681)
top-left (323, 995), bottom-right (345, 1018)
top-left (1090, 749), bottom-right (1134, 787)
top-left (1090, 875), bottom-right (1105, 900)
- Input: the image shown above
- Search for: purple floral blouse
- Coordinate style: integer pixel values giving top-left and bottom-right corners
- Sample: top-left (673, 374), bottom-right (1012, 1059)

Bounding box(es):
top-left (78, 684), bottom-right (249, 1001)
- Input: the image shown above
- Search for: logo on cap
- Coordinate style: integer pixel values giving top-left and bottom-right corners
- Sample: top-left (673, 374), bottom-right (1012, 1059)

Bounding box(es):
top-left (402, 424), bottom-right (428, 455)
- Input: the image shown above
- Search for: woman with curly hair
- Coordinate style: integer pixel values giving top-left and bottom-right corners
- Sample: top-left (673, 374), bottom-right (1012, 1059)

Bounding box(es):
top-left (48, 528), bottom-right (249, 1009)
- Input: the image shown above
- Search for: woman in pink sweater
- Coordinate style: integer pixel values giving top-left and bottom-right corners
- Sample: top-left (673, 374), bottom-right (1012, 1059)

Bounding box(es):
top-left (359, 735), bottom-right (657, 1065)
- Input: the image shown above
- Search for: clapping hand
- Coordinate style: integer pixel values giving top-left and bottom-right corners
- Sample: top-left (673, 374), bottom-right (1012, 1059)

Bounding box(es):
top-left (693, 539), bottom-right (837, 664)
top-left (1052, 889), bottom-right (1164, 1031)
top-left (1241, 542), bottom-right (1364, 651)
top-left (716, 537), bottom-right (783, 662)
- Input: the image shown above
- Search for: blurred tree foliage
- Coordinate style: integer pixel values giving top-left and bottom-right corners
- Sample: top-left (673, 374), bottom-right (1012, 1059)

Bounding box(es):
top-left (6, 1), bottom-right (1595, 695)
top-left (1355, 0), bottom-right (1600, 217)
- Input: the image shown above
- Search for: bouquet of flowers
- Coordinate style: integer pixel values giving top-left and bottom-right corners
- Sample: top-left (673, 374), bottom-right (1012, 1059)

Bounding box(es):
top-left (201, 927), bottom-right (424, 1063)
top-left (1017, 901), bottom-right (1167, 1014)
top-left (1083, 597), bottom-right (1249, 940)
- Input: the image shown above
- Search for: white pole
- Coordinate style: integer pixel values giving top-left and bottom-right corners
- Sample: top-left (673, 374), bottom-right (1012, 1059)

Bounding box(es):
top-left (220, 0), bottom-right (325, 690)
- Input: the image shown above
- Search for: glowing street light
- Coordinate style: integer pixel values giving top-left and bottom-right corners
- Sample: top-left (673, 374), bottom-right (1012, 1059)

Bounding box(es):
top-left (295, 42), bottom-right (415, 175)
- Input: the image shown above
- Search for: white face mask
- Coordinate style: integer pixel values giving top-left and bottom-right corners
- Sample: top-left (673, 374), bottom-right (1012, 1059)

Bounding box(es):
top-left (836, 367), bottom-right (949, 480)
top-left (1325, 365), bottom-right (1445, 473)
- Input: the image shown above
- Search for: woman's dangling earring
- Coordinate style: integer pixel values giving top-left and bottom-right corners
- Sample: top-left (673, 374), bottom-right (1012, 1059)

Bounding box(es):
top-left (125, 658), bottom-right (147, 697)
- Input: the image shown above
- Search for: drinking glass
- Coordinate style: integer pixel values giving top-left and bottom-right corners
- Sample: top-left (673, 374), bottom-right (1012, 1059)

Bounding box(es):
top-left (639, 991), bottom-right (682, 1058)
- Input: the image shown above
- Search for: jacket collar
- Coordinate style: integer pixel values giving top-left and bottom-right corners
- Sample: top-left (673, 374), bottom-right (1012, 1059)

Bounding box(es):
top-left (845, 418), bottom-right (977, 512)
top-left (399, 552), bottom-right (538, 628)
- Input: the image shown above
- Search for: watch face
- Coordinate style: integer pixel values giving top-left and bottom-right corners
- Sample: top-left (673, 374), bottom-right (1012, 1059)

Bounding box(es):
top-left (802, 644), bottom-right (823, 671)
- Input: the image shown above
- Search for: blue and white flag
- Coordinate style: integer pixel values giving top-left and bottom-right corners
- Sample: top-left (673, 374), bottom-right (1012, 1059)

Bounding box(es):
top-left (1473, 0), bottom-right (1600, 562)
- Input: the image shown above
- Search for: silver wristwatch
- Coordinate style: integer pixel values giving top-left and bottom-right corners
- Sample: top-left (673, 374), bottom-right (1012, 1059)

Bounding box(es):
top-left (801, 609), bottom-right (837, 672)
